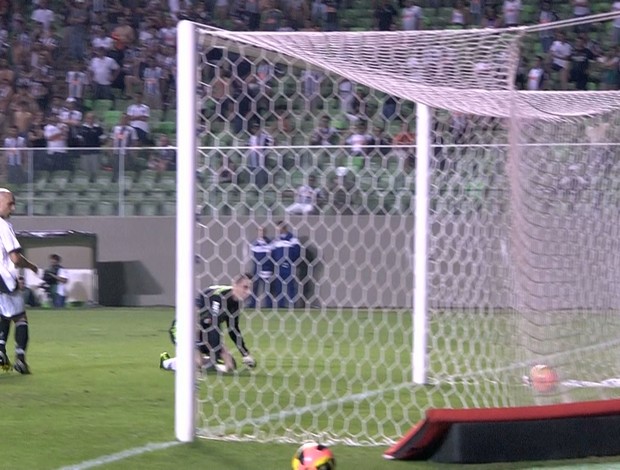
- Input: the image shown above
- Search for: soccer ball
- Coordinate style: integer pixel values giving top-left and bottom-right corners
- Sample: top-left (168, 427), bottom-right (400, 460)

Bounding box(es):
top-left (291, 442), bottom-right (335, 470)
top-left (529, 364), bottom-right (559, 393)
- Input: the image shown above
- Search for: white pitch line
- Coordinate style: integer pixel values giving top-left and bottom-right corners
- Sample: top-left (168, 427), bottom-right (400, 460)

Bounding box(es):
top-left (57, 441), bottom-right (182, 470)
top-left (58, 383), bottom-right (411, 469)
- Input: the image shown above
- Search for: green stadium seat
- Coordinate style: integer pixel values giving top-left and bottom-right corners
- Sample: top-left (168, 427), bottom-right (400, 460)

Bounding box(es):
top-left (32, 199), bottom-right (49, 216)
top-left (154, 121), bottom-right (175, 135)
top-left (93, 100), bottom-right (114, 117)
top-left (160, 200), bottom-right (176, 216)
top-left (48, 170), bottom-right (72, 191)
top-left (104, 110), bottom-right (123, 129)
top-left (71, 170), bottom-right (91, 193)
top-left (72, 200), bottom-right (92, 216)
top-left (93, 200), bottom-right (116, 216)
top-left (140, 200), bottom-right (160, 216)
top-left (50, 199), bottom-right (71, 216)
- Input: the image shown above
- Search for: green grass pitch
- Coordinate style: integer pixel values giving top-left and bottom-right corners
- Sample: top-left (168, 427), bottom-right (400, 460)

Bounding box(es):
top-left (2, 307), bottom-right (620, 470)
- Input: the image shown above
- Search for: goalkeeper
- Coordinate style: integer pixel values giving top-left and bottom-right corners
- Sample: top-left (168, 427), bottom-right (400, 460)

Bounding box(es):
top-left (160, 274), bottom-right (256, 372)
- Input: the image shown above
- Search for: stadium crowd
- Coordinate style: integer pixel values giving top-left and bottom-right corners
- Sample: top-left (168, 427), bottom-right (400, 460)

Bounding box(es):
top-left (0, 0), bottom-right (618, 212)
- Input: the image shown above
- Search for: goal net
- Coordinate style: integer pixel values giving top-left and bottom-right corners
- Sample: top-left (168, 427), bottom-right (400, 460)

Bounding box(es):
top-left (176, 18), bottom-right (620, 446)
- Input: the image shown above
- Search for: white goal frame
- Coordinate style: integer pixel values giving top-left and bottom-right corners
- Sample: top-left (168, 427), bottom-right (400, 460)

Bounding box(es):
top-left (174, 20), bottom-right (433, 442)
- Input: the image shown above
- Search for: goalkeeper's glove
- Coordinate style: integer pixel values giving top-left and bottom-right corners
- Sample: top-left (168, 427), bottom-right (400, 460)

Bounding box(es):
top-left (242, 354), bottom-right (256, 368)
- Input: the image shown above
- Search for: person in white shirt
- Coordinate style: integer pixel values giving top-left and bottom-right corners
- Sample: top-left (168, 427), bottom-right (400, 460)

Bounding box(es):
top-left (502, 0), bottom-right (521, 27)
top-left (527, 55), bottom-right (546, 90)
top-left (91, 25), bottom-right (114, 50)
top-left (126, 93), bottom-right (151, 144)
top-left (44, 114), bottom-right (70, 171)
top-left (3, 126), bottom-right (27, 184)
top-left (285, 174), bottom-right (325, 215)
top-left (31, 0), bottom-right (54, 31)
top-left (549, 31), bottom-right (572, 90)
top-left (0, 189), bottom-right (39, 375)
top-left (402, 0), bottom-right (423, 30)
top-left (89, 47), bottom-right (120, 100)
top-left (345, 121), bottom-right (371, 157)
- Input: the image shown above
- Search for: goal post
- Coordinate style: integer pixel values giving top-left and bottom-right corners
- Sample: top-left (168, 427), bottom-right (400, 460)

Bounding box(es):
top-left (176, 18), bottom-right (620, 447)
top-left (175, 19), bottom-right (197, 443)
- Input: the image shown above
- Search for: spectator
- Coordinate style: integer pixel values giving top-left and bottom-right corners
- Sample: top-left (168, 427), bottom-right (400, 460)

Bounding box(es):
top-left (300, 68), bottom-right (323, 114)
top-left (76, 112), bottom-right (105, 181)
top-left (261, 0), bottom-right (285, 31)
top-left (502, 0), bottom-right (521, 27)
top-left (450, 0), bottom-right (469, 28)
top-left (245, 0), bottom-right (262, 30)
top-left (549, 31), bottom-right (572, 90)
top-left (248, 226), bottom-right (274, 309)
top-left (367, 122), bottom-right (392, 158)
top-left (13, 85), bottom-right (38, 115)
top-left (338, 78), bottom-right (354, 115)
top-left (527, 55), bottom-right (546, 90)
top-left (285, 0), bottom-right (309, 30)
top-left (28, 111), bottom-right (47, 172)
top-left (66, 61), bottom-right (89, 103)
top-left (569, 37), bottom-right (596, 90)
top-left (18, 276), bottom-right (40, 308)
top-left (65, 0), bottom-right (89, 61)
top-left (12, 100), bottom-right (33, 137)
top-left (112, 113), bottom-right (138, 178)
top-left (572, 0), bottom-right (591, 33)
top-left (309, 115), bottom-right (339, 146)
top-left (402, 0), bottom-right (423, 31)
top-left (148, 134), bottom-right (176, 172)
top-left (0, 76), bottom-right (13, 121)
top-left (393, 119), bottom-right (415, 168)
top-left (43, 254), bottom-right (68, 309)
top-left (323, 0), bottom-right (339, 31)
top-left (271, 221), bottom-right (301, 308)
top-left (4, 125), bottom-right (27, 184)
top-left (127, 92), bottom-right (151, 145)
top-left (345, 121), bottom-right (371, 158)
top-left (59, 98), bottom-right (83, 149)
top-left (36, 26), bottom-right (59, 64)
top-left (375, 0), bottom-right (398, 31)
top-left (142, 56), bottom-right (164, 109)
top-left (599, 46), bottom-right (620, 90)
top-left (469, 0), bottom-right (483, 27)
top-left (481, 5), bottom-right (501, 28)
top-left (89, 47), bottom-right (120, 100)
top-left (247, 120), bottom-right (274, 188)
top-left (285, 174), bottom-right (325, 215)
top-left (44, 114), bottom-right (70, 171)
top-left (613, 1), bottom-right (620, 46)
top-left (112, 15), bottom-right (136, 50)
top-left (31, 0), bottom-right (54, 32)
top-left (539, 1), bottom-right (559, 53)
top-left (91, 24), bottom-right (114, 51)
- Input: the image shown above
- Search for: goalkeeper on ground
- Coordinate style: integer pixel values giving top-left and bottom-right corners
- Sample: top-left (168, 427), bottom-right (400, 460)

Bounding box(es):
top-left (160, 274), bottom-right (256, 372)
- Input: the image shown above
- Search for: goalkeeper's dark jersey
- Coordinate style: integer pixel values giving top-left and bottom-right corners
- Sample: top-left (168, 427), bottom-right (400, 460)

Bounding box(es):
top-left (195, 285), bottom-right (250, 356)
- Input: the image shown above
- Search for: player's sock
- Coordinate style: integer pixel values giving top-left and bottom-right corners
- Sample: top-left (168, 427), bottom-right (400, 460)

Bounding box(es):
top-left (0, 316), bottom-right (10, 368)
top-left (0, 315), bottom-right (10, 353)
top-left (15, 318), bottom-right (29, 356)
top-left (160, 352), bottom-right (176, 371)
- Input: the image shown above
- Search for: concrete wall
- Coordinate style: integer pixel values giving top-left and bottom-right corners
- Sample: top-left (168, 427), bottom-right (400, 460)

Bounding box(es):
top-left (12, 213), bottom-right (511, 308)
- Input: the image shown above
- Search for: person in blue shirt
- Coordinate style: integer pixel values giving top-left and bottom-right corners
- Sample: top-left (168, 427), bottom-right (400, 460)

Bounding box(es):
top-left (271, 221), bottom-right (301, 308)
top-left (248, 226), bottom-right (273, 308)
